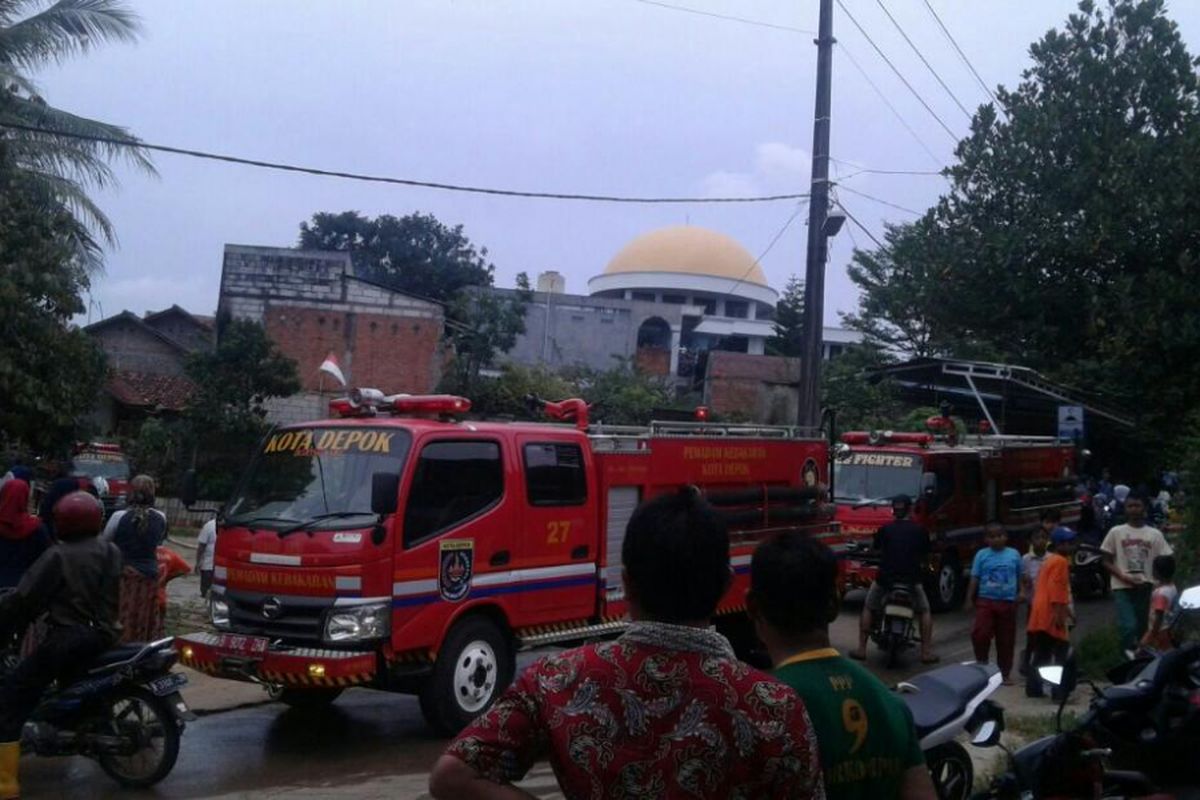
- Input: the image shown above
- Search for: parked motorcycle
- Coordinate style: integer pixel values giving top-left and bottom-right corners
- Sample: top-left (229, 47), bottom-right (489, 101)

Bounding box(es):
top-left (972, 660), bottom-right (1165, 799)
top-left (1070, 541), bottom-right (1109, 599)
top-left (1, 635), bottom-right (192, 788)
top-left (896, 661), bottom-right (1004, 800)
top-left (873, 583), bottom-right (920, 668)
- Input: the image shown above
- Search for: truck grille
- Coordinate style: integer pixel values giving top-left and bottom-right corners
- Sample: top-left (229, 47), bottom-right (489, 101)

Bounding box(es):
top-left (225, 591), bottom-right (330, 642)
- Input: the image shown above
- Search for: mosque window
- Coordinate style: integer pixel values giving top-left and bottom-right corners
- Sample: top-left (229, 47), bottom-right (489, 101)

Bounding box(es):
top-left (662, 294), bottom-right (686, 305)
top-left (632, 291), bottom-right (656, 302)
top-left (725, 300), bottom-right (749, 319)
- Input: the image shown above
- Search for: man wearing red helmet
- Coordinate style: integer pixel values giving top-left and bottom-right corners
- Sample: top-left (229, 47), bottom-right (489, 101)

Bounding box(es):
top-left (0, 491), bottom-right (122, 799)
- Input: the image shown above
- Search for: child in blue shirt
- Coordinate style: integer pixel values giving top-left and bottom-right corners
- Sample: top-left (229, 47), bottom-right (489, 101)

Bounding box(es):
top-left (968, 522), bottom-right (1024, 684)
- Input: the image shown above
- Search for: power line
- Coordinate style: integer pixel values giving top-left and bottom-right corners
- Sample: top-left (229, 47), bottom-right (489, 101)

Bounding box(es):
top-left (836, 184), bottom-right (922, 216)
top-left (874, 0), bottom-right (971, 119)
top-left (630, 0), bottom-right (815, 34)
top-left (724, 200), bottom-right (810, 296)
top-left (921, 0), bottom-right (1006, 118)
top-left (839, 204), bottom-right (886, 249)
top-left (0, 120), bottom-right (808, 205)
top-left (836, 43), bottom-right (944, 167)
top-left (834, 0), bottom-right (958, 141)
top-left (830, 156), bottom-right (944, 177)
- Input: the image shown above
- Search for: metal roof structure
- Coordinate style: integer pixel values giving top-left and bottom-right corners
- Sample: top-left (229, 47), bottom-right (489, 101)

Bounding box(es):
top-left (868, 358), bottom-right (1134, 436)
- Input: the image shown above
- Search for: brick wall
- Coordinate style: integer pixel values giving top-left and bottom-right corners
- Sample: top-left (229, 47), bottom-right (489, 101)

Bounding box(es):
top-left (218, 245), bottom-right (445, 409)
top-left (635, 346), bottom-right (671, 376)
top-left (703, 352), bottom-right (801, 424)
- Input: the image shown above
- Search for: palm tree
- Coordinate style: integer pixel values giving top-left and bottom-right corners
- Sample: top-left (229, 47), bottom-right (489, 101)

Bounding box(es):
top-left (0, 0), bottom-right (155, 265)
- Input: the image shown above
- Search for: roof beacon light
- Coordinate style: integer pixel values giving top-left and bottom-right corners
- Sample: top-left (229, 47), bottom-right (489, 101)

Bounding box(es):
top-left (387, 394), bottom-right (472, 416)
top-left (694, 406), bottom-right (710, 422)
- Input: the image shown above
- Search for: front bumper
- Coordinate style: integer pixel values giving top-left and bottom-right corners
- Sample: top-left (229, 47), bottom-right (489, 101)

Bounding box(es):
top-left (175, 632), bottom-right (377, 689)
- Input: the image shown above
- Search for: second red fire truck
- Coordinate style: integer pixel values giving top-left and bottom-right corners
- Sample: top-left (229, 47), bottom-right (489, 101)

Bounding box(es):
top-left (833, 420), bottom-right (1081, 610)
top-left (177, 390), bottom-right (834, 733)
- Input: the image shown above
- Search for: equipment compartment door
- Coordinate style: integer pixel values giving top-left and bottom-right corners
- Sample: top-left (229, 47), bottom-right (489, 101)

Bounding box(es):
top-left (514, 437), bottom-right (597, 624)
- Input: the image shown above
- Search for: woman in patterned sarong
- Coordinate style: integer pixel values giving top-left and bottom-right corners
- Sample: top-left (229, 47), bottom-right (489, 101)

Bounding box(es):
top-left (101, 475), bottom-right (168, 643)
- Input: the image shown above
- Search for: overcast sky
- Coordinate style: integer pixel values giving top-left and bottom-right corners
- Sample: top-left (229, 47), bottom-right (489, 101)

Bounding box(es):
top-left (34, 0), bottom-right (1200, 325)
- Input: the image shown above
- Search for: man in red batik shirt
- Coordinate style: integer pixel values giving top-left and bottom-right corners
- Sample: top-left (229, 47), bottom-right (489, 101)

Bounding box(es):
top-left (429, 487), bottom-right (825, 800)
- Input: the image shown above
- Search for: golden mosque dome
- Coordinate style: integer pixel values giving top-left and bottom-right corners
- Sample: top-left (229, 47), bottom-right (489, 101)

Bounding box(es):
top-left (603, 226), bottom-right (768, 288)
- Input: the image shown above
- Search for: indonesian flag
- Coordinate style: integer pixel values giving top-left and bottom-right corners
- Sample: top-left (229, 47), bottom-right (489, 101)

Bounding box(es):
top-left (318, 352), bottom-right (347, 387)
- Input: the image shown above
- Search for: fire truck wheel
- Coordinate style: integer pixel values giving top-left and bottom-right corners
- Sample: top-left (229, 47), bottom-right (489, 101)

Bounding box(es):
top-left (420, 616), bottom-right (514, 736)
top-left (276, 687), bottom-right (344, 709)
top-left (928, 555), bottom-right (964, 612)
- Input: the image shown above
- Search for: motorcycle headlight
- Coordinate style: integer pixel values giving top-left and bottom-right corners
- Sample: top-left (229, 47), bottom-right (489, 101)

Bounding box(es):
top-left (323, 602), bottom-right (391, 643)
top-left (210, 596), bottom-right (230, 629)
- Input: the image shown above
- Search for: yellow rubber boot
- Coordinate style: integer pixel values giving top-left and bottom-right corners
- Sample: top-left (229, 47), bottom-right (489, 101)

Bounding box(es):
top-left (0, 741), bottom-right (18, 799)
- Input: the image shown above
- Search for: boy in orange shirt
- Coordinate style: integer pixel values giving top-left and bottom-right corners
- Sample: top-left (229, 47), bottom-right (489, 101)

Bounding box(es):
top-left (1025, 527), bottom-right (1076, 699)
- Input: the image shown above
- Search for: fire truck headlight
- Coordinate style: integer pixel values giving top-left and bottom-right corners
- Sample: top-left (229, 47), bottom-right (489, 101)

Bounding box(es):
top-left (210, 596), bottom-right (230, 629)
top-left (324, 602), bottom-right (391, 643)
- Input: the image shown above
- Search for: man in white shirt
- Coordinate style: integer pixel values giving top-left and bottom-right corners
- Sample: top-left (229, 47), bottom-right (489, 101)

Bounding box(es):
top-left (1101, 494), bottom-right (1174, 654)
top-left (195, 519), bottom-right (216, 598)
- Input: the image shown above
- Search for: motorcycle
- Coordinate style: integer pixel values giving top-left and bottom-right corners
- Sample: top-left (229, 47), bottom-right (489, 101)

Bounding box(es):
top-left (896, 661), bottom-right (1004, 800)
top-left (873, 583), bottom-right (920, 668)
top-left (972, 660), bottom-right (1166, 799)
top-left (1070, 541), bottom-right (1109, 599)
top-left (1, 635), bottom-right (193, 788)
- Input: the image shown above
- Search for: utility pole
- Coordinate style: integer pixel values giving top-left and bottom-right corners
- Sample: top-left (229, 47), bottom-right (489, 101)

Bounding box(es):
top-left (796, 0), bottom-right (836, 429)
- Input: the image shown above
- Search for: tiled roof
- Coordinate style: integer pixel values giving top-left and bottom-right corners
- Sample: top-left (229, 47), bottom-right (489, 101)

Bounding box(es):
top-left (107, 371), bottom-right (195, 411)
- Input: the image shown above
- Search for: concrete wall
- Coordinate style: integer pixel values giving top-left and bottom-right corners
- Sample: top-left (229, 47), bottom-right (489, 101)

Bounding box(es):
top-left (494, 288), bottom-right (685, 373)
top-left (218, 245), bottom-right (445, 418)
top-left (144, 314), bottom-right (212, 353)
top-left (90, 321), bottom-right (185, 376)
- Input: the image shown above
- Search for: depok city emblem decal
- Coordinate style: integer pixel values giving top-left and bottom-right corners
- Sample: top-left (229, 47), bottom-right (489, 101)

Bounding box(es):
top-left (801, 458), bottom-right (820, 488)
top-left (439, 539), bottom-right (474, 602)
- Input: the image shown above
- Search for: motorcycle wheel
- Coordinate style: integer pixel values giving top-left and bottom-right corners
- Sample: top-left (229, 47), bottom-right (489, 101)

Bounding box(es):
top-left (926, 741), bottom-right (973, 800)
top-left (885, 635), bottom-right (902, 669)
top-left (96, 687), bottom-right (181, 788)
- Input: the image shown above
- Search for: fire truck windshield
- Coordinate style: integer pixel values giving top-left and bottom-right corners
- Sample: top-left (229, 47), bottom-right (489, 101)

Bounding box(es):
top-left (72, 456), bottom-right (130, 480)
top-left (225, 426), bottom-right (411, 528)
top-left (834, 452), bottom-right (922, 505)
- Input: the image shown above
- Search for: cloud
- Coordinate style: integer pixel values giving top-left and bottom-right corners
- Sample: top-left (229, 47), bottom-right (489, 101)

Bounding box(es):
top-left (701, 141), bottom-right (810, 198)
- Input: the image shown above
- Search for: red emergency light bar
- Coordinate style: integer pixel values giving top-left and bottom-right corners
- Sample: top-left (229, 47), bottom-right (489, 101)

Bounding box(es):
top-left (329, 390), bottom-right (472, 418)
top-left (840, 431), bottom-right (934, 446)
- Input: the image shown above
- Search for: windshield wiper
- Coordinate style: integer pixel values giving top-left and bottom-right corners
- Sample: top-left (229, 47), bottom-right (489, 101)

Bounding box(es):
top-left (278, 511), bottom-right (376, 536)
top-left (224, 514), bottom-right (302, 528)
top-left (852, 497), bottom-right (892, 508)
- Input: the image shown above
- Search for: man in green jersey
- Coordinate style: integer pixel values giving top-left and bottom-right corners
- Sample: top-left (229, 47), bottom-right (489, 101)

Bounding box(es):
top-left (748, 533), bottom-right (935, 800)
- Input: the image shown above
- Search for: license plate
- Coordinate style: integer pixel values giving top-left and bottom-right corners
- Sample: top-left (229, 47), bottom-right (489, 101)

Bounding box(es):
top-left (215, 634), bottom-right (270, 658)
top-left (147, 672), bottom-right (188, 697)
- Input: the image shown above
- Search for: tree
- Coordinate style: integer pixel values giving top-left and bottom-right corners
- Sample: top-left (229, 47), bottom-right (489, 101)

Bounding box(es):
top-left (0, 0), bottom-right (153, 265)
top-left (766, 276), bottom-right (804, 357)
top-left (184, 317), bottom-right (300, 496)
top-left (847, 0), bottom-right (1200, 467)
top-left (0, 163), bottom-right (106, 453)
top-left (299, 211), bottom-right (494, 303)
top-left (820, 345), bottom-right (904, 432)
top-left (441, 277), bottom-right (531, 398)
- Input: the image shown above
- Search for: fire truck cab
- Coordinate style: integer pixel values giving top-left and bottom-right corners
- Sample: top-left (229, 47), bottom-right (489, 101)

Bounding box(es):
top-left (176, 391), bottom-right (833, 734)
top-left (833, 424), bottom-right (1079, 611)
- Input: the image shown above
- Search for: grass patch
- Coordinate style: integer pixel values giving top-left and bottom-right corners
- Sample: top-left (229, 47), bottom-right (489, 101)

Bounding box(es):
top-left (1005, 709), bottom-right (1078, 741)
top-left (1077, 626), bottom-right (1123, 679)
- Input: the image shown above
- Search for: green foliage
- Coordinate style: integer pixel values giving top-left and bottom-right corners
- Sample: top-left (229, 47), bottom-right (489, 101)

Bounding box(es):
top-left (0, 0), bottom-right (153, 265)
top-left (767, 275), bottom-right (804, 357)
top-left (123, 417), bottom-right (184, 494)
top-left (567, 359), bottom-right (675, 426)
top-left (183, 318), bottom-right (301, 498)
top-left (443, 286), bottom-right (531, 399)
top-left (455, 363), bottom-right (575, 418)
top-left (298, 211), bottom-right (494, 303)
top-left (0, 164), bottom-right (106, 453)
top-left (844, 0), bottom-right (1200, 470)
top-left (820, 346), bottom-right (904, 431)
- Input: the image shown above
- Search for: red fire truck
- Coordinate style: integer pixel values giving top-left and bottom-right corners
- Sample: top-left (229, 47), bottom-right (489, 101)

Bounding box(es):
top-left (175, 390), bottom-right (833, 733)
top-left (833, 423), bottom-right (1080, 611)
top-left (72, 442), bottom-right (132, 516)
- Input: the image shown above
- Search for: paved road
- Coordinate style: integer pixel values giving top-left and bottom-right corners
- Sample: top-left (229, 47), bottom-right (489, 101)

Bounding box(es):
top-left (23, 594), bottom-right (1118, 799)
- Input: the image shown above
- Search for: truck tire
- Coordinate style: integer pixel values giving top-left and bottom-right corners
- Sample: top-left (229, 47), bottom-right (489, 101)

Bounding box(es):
top-left (276, 687), bottom-right (343, 710)
top-left (928, 554), bottom-right (964, 612)
top-left (420, 615), bottom-right (514, 736)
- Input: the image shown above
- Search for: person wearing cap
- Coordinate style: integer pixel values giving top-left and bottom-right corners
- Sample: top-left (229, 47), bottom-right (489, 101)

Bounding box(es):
top-left (850, 494), bottom-right (938, 664)
top-left (1025, 526), bottom-right (1076, 699)
top-left (0, 491), bottom-right (122, 799)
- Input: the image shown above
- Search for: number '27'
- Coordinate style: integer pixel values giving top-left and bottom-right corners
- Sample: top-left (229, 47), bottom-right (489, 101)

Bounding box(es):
top-left (546, 521), bottom-right (571, 545)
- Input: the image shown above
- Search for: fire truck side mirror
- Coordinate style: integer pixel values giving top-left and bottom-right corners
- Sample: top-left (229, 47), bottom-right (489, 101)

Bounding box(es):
top-left (180, 469), bottom-right (198, 508)
top-left (371, 472), bottom-right (400, 517)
